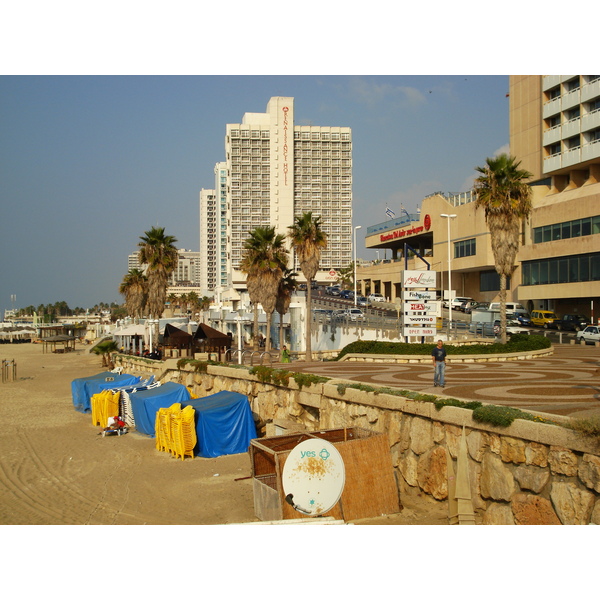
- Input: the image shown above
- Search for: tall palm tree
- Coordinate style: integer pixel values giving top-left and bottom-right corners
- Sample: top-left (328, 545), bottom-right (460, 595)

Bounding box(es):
top-left (119, 269), bottom-right (147, 320)
top-left (240, 226), bottom-right (289, 352)
top-left (288, 212), bottom-right (328, 361)
top-left (473, 153), bottom-right (532, 344)
top-left (275, 268), bottom-right (298, 350)
top-left (138, 226), bottom-right (178, 343)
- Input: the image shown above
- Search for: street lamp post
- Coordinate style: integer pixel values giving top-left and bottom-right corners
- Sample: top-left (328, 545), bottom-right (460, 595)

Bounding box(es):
top-left (354, 225), bottom-right (362, 306)
top-left (440, 214), bottom-right (457, 338)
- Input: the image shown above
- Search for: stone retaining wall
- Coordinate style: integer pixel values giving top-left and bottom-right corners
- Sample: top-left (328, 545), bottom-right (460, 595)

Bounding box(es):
top-left (115, 354), bottom-right (600, 525)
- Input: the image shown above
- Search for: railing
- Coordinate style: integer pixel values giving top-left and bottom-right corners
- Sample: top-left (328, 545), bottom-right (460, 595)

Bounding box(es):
top-left (225, 348), bottom-right (276, 365)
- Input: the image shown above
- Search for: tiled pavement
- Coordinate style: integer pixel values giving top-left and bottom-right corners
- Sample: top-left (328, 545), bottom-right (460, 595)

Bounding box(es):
top-left (278, 344), bottom-right (600, 419)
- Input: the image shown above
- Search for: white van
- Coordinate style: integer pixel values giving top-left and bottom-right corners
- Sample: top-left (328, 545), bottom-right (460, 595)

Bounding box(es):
top-left (489, 302), bottom-right (527, 315)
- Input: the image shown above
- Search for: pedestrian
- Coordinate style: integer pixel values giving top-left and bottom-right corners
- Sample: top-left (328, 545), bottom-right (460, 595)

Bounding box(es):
top-left (431, 339), bottom-right (447, 388)
top-left (281, 345), bottom-right (291, 363)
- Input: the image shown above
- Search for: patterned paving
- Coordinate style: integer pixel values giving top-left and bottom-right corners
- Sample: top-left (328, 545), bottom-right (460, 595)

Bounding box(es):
top-left (281, 344), bottom-right (600, 418)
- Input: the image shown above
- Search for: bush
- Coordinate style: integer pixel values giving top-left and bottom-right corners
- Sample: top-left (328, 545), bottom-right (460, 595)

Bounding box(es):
top-left (335, 335), bottom-right (551, 361)
top-left (565, 415), bottom-right (600, 439)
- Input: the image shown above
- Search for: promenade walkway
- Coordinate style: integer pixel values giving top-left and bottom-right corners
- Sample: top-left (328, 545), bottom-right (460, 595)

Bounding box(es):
top-left (280, 344), bottom-right (600, 419)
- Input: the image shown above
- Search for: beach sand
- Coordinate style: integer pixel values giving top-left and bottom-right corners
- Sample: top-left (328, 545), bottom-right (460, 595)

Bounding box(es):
top-left (0, 342), bottom-right (447, 526)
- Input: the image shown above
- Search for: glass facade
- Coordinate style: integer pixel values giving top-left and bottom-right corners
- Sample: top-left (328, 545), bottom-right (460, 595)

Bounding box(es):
top-left (533, 215), bottom-right (600, 243)
top-left (522, 252), bottom-right (600, 285)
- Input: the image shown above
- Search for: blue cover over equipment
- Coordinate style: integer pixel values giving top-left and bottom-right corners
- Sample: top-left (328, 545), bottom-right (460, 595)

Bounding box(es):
top-left (128, 382), bottom-right (191, 436)
top-left (71, 372), bottom-right (141, 413)
top-left (182, 391), bottom-right (257, 458)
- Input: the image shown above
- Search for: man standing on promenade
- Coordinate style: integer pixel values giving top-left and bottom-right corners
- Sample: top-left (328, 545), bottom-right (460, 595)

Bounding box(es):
top-left (431, 339), bottom-right (447, 388)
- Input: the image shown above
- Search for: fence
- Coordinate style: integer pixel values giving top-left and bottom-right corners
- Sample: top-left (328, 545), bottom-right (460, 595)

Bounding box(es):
top-left (1, 359), bottom-right (17, 383)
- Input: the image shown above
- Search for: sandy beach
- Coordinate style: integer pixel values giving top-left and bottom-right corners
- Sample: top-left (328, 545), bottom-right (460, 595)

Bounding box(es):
top-left (0, 342), bottom-right (446, 527)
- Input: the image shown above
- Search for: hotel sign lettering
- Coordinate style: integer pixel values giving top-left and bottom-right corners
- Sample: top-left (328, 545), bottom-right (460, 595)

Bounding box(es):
top-left (380, 224), bottom-right (424, 242)
top-left (403, 270), bottom-right (437, 288)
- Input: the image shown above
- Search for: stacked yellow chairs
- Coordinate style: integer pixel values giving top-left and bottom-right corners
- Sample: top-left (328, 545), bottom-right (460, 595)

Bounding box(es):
top-left (91, 390), bottom-right (121, 428)
top-left (154, 403), bottom-right (197, 460)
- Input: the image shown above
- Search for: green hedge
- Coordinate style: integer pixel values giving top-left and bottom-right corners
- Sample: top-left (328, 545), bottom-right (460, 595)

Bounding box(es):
top-left (335, 334), bottom-right (551, 361)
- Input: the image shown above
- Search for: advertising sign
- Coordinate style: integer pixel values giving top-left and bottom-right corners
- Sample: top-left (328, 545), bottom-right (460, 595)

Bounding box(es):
top-left (404, 315), bottom-right (436, 325)
top-left (403, 270), bottom-right (437, 288)
top-left (404, 302), bottom-right (441, 315)
top-left (403, 327), bottom-right (437, 337)
top-left (403, 290), bottom-right (437, 301)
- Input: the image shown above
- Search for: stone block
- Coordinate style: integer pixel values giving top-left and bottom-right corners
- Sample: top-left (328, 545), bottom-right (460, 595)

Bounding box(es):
top-left (480, 452), bottom-right (515, 501)
top-left (514, 464), bottom-right (550, 493)
top-left (578, 454), bottom-right (600, 493)
top-left (512, 493), bottom-right (561, 525)
top-left (548, 446), bottom-right (578, 476)
top-left (550, 481), bottom-right (596, 525)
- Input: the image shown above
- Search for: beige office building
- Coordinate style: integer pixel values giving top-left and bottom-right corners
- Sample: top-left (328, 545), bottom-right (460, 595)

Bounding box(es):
top-left (358, 75), bottom-right (600, 320)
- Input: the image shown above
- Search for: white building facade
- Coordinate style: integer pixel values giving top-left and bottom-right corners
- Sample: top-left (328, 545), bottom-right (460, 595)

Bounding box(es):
top-left (206, 96), bottom-right (352, 291)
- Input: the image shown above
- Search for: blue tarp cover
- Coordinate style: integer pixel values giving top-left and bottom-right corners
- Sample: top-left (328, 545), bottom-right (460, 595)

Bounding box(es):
top-left (128, 382), bottom-right (191, 436)
top-left (71, 372), bottom-right (141, 413)
top-left (182, 391), bottom-right (257, 458)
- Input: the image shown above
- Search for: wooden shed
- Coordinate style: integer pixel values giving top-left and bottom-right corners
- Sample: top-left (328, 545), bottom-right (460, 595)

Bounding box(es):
top-left (192, 323), bottom-right (232, 360)
top-left (162, 323), bottom-right (194, 358)
top-left (250, 427), bottom-right (401, 522)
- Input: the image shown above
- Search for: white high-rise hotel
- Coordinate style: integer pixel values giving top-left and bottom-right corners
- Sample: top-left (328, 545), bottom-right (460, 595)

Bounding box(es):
top-left (199, 97), bottom-right (352, 293)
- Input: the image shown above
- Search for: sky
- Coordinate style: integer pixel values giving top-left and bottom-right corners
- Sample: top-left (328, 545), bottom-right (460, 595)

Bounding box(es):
top-left (0, 3), bottom-right (592, 319)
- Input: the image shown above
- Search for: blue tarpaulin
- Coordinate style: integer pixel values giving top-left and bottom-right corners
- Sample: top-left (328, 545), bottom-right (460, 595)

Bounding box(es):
top-left (71, 372), bottom-right (141, 413)
top-left (181, 391), bottom-right (257, 458)
top-left (128, 382), bottom-right (191, 437)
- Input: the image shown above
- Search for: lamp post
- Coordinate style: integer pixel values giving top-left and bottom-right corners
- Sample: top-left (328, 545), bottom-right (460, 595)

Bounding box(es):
top-left (440, 214), bottom-right (457, 338)
top-left (354, 225), bottom-right (362, 306)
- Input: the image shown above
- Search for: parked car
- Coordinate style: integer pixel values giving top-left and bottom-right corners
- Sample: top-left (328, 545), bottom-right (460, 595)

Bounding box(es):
top-left (344, 308), bottom-right (365, 322)
top-left (556, 314), bottom-right (589, 332)
top-left (339, 289), bottom-right (354, 300)
top-left (312, 309), bottom-right (332, 321)
top-left (356, 296), bottom-right (368, 307)
top-left (368, 293), bottom-right (386, 304)
top-left (531, 310), bottom-right (559, 329)
top-left (326, 286), bottom-right (341, 296)
top-left (511, 312), bottom-right (532, 327)
top-left (576, 326), bottom-right (600, 344)
top-left (493, 319), bottom-right (530, 336)
top-left (461, 300), bottom-right (479, 313)
top-left (450, 297), bottom-right (473, 311)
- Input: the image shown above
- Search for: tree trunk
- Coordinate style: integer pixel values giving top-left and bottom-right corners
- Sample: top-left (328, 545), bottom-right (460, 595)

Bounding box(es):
top-left (265, 311), bottom-right (272, 352)
top-left (499, 273), bottom-right (507, 345)
top-left (305, 284), bottom-right (312, 361)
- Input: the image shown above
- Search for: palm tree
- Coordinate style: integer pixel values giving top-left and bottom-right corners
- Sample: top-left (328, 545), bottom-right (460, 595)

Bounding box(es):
top-left (275, 268), bottom-right (298, 350)
top-left (240, 226), bottom-right (289, 352)
top-left (473, 153), bottom-right (533, 344)
top-left (138, 226), bottom-right (178, 320)
top-left (288, 212), bottom-right (328, 361)
top-left (119, 269), bottom-right (147, 320)
top-left (92, 340), bottom-right (120, 370)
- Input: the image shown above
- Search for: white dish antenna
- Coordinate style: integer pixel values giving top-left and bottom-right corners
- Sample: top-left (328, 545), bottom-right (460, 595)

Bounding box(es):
top-left (282, 439), bottom-right (345, 516)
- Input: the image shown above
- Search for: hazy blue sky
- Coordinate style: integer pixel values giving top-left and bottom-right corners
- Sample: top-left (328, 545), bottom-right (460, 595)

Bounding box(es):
top-left (0, 75), bottom-right (512, 315)
top-left (0, 3), bottom-right (591, 319)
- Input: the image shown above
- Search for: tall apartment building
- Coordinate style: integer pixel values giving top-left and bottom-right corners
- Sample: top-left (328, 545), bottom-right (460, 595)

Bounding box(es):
top-left (128, 249), bottom-right (201, 287)
top-left (209, 96), bottom-right (352, 290)
top-left (199, 188), bottom-right (217, 292)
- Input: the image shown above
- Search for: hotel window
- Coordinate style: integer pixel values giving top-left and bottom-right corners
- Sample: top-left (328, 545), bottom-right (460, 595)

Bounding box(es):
top-left (480, 270), bottom-right (509, 292)
top-left (454, 238), bottom-right (476, 258)
top-left (547, 142), bottom-right (561, 156)
top-left (565, 77), bottom-right (580, 92)
top-left (566, 135), bottom-right (581, 150)
top-left (566, 107), bottom-right (580, 121)
top-left (546, 115), bottom-right (561, 128)
top-left (522, 252), bottom-right (600, 285)
top-left (547, 86), bottom-right (560, 100)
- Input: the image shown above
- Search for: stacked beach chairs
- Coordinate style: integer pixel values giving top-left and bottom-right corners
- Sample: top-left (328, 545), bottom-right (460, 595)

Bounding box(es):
top-left (155, 403), bottom-right (197, 460)
top-left (91, 390), bottom-right (121, 428)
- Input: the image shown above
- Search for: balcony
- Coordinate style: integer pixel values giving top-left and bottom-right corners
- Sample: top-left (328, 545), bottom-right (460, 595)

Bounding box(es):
top-left (543, 75), bottom-right (561, 91)
top-left (562, 146), bottom-right (581, 168)
top-left (561, 88), bottom-right (581, 111)
top-left (543, 96), bottom-right (561, 119)
top-left (581, 78), bottom-right (600, 103)
top-left (543, 125), bottom-right (562, 146)
top-left (581, 139), bottom-right (600, 162)
top-left (562, 118), bottom-right (581, 139)
top-left (582, 109), bottom-right (600, 133)
top-left (543, 153), bottom-right (562, 173)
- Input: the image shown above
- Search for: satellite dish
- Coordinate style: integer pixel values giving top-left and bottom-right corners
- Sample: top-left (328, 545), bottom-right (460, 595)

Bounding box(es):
top-left (282, 439), bottom-right (345, 516)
